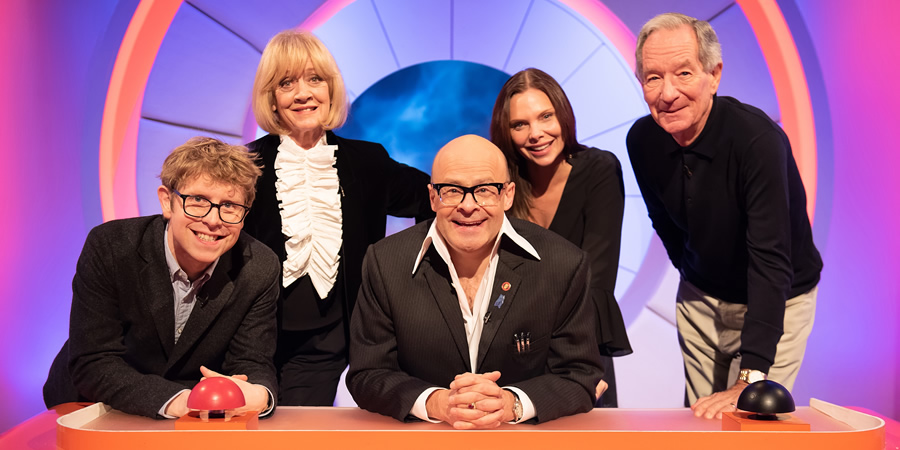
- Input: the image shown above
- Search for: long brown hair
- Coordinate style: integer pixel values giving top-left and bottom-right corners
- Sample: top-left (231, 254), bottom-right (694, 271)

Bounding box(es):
top-left (489, 68), bottom-right (581, 219)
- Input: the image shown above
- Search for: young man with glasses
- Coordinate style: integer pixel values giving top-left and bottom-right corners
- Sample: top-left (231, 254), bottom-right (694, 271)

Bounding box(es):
top-left (347, 135), bottom-right (603, 428)
top-left (43, 137), bottom-right (280, 419)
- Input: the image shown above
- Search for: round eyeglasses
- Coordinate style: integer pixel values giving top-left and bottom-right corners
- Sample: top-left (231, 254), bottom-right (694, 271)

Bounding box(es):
top-left (431, 182), bottom-right (507, 207)
top-left (172, 189), bottom-right (250, 224)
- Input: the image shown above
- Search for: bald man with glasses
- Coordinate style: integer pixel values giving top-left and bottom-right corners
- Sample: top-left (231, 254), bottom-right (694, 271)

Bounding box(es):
top-left (346, 135), bottom-right (603, 428)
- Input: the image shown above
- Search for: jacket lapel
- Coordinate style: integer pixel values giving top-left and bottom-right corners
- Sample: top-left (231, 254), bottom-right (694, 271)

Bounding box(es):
top-left (476, 246), bottom-right (526, 370)
top-left (421, 250), bottom-right (471, 370)
top-left (139, 218), bottom-right (176, 358)
top-left (167, 248), bottom-right (237, 368)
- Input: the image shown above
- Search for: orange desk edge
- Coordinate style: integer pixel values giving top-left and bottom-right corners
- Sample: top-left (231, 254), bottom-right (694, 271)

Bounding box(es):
top-left (49, 398), bottom-right (885, 450)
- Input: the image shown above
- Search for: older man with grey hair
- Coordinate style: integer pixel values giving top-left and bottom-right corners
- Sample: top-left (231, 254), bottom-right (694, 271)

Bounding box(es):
top-left (626, 13), bottom-right (822, 419)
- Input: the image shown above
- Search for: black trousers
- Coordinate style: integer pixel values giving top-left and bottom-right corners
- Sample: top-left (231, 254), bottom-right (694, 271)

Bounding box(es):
top-left (275, 320), bottom-right (348, 406)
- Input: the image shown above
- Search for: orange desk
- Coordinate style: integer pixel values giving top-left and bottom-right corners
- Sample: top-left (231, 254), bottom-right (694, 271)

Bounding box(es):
top-left (0, 399), bottom-right (889, 450)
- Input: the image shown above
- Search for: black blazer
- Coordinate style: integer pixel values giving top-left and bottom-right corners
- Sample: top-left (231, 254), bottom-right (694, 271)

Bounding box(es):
top-left (243, 132), bottom-right (433, 330)
top-left (43, 215), bottom-right (280, 418)
top-left (347, 218), bottom-right (603, 423)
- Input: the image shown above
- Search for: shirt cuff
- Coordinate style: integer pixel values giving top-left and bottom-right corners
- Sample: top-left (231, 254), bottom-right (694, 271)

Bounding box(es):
top-left (158, 389), bottom-right (190, 419)
top-left (259, 386), bottom-right (276, 418)
top-left (504, 386), bottom-right (535, 423)
top-left (411, 387), bottom-right (443, 423)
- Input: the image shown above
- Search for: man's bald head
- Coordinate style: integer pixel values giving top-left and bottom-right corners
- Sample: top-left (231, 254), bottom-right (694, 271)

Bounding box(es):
top-left (432, 134), bottom-right (509, 183)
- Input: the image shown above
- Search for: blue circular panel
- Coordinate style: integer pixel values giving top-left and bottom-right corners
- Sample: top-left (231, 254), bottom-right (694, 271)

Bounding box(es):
top-left (339, 60), bottom-right (510, 236)
top-left (340, 60), bottom-right (510, 173)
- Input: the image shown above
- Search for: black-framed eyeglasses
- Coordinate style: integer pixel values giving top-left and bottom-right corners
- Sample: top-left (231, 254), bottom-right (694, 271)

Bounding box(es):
top-left (172, 189), bottom-right (250, 224)
top-left (431, 183), bottom-right (507, 207)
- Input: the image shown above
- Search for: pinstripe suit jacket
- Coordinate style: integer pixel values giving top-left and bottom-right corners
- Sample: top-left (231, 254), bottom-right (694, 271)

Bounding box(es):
top-left (347, 217), bottom-right (603, 423)
top-left (43, 215), bottom-right (280, 418)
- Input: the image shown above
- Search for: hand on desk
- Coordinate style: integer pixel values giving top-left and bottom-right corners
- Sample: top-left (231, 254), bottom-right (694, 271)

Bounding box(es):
top-left (199, 366), bottom-right (270, 415)
top-left (164, 391), bottom-right (191, 418)
top-left (691, 380), bottom-right (748, 419)
top-left (426, 371), bottom-right (516, 429)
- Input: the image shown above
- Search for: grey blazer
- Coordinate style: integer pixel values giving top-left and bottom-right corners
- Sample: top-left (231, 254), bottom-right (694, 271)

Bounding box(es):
top-left (347, 218), bottom-right (603, 423)
top-left (43, 215), bottom-right (280, 418)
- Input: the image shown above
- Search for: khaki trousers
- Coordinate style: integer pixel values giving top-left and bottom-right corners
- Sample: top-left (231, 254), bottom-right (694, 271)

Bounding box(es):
top-left (675, 278), bottom-right (817, 406)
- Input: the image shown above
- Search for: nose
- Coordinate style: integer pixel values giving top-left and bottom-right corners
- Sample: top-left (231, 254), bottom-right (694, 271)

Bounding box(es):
top-left (202, 206), bottom-right (224, 227)
top-left (660, 76), bottom-right (679, 103)
top-left (293, 81), bottom-right (312, 101)
top-left (457, 190), bottom-right (481, 212)
top-left (529, 123), bottom-right (544, 141)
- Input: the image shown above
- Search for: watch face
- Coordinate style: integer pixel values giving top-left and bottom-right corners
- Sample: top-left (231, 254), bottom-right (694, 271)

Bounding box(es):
top-left (741, 369), bottom-right (767, 384)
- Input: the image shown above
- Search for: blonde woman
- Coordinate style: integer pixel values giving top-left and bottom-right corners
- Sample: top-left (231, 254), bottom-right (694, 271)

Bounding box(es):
top-left (243, 30), bottom-right (432, 406)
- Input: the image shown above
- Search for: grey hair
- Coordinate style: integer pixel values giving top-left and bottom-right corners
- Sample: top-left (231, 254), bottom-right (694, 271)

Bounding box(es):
top-left (635, 12), bottom-right (722, 80)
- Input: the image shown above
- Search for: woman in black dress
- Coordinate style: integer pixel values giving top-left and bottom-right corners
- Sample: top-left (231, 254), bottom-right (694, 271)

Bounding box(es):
top-left (490, 68), bottom-right (632, 406)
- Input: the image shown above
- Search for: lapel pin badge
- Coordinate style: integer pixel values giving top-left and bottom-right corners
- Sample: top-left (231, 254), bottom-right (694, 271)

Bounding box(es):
top-left (501, 281), bottom-right (511, 291)
top-left (494, 294), bottom-right (505, 308)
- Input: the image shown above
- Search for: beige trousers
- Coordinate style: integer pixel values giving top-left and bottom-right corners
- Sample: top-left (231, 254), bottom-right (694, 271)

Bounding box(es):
top-left (675, 278), bottom-right (817, 406)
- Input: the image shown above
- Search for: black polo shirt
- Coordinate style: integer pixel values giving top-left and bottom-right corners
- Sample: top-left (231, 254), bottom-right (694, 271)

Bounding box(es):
top-left (626, 95), bottom-right (822, 373)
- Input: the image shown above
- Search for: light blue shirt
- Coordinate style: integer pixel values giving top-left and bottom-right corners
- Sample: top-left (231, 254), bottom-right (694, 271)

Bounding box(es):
top-left (163, 224), bottom-right (217, 344)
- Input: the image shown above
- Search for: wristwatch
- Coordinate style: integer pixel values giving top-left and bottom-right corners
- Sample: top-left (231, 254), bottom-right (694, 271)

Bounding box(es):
top-left (738, 369), bottom-right (767, 384)
top-left (512, 392), bottom-right (523, 422)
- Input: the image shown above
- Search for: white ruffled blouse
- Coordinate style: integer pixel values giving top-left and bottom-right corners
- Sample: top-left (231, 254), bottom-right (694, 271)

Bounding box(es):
top-left (274, 134), bottom-right (342, 299)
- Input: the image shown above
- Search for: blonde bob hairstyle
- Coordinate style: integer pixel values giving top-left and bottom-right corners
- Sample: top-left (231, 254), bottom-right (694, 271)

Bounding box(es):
top-left (159, 137), bottom-right (262, 207)
top-left (252, 30), bottom-right (349, 134)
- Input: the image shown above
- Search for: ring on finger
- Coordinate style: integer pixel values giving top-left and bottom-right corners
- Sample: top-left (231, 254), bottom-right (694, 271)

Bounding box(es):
top-left (468, 402), bottom-right (476, 410)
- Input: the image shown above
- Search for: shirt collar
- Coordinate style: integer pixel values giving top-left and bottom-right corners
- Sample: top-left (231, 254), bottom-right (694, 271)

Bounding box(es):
top-left (412, 215), bottom-right (540, 274)
top-left (163, 221), bottom-right (218, 283)
top-left (666, 94), bottom-right (720, 157)
top-left (278, 133), bottom-right (329, 152)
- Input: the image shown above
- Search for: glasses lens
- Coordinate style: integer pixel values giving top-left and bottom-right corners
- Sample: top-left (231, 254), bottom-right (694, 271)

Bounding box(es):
top-left (472, 185), bottom-right (501, 206)
top-left (183, 196), bottom-right (211, 218)
top-left (218, 204), bottom-right (246, 224)
top-left (439, 186), bottom-right (464, 205)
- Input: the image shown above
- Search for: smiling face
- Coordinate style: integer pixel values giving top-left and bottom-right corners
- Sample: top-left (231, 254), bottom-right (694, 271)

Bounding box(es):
top-left (640, 25), bottom-right (721, 146)
top-left (509, 88), bottom-right (566, 170)
top-left (430, 135), bottom-right (515, 266)
top-left (274, 60), bottom-right (331, 147)
top-left (158, 176), bottom-right (245, 280)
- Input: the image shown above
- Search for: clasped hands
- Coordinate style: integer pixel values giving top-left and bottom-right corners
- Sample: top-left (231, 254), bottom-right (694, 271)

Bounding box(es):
top-left (425, 371), bottom-right (516, 429)
top-left (164, 366), bottom-right (270, 418)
